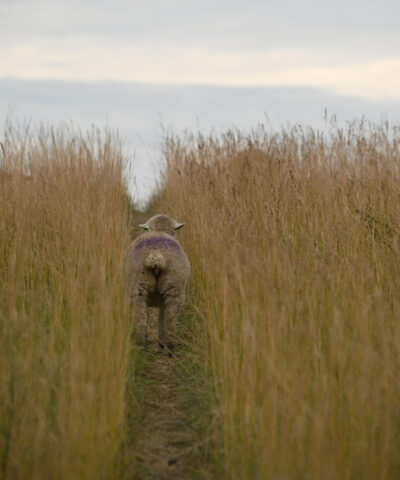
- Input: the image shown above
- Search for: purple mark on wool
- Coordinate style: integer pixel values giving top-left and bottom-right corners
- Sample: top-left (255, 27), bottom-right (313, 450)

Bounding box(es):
top-left (135, 236), bottom-right (181, 251)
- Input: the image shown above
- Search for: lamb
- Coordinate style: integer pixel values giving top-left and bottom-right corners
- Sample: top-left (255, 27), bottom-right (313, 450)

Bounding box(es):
top-left (124, 214), bottom-right (190, 353)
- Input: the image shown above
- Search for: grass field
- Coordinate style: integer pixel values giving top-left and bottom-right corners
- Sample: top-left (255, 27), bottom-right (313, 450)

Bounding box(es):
top-left (161, 121), bottom-right (400, 479)
top-left (1, 119), bottom-right (400, 479)
top-left (0, 125), bottom-right (132, 479)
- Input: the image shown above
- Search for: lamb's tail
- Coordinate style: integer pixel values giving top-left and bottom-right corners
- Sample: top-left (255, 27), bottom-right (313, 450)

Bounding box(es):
top-left (144, 251), bottom-right (167, 276)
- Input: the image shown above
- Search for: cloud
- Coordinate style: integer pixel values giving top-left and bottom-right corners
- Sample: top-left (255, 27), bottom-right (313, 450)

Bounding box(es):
top-left (1, 0), bottom-right (399, 57)
top-left (2, 43), bottom-right (400, 100)
top-left (1, 0), bottom-right (399, 101)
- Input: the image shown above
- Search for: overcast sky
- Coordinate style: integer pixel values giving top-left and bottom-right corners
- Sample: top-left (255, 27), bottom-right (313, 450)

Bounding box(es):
top-left (1, 0), bottom-right (400, 97)
top-left (1, 0), bottom-right (400, 202)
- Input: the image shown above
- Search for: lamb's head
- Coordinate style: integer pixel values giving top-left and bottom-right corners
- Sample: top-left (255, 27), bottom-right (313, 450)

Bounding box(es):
top-left (139, 214), bottom-right (185, 238)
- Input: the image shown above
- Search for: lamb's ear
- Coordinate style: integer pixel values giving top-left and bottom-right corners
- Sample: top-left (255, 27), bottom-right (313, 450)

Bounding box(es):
top-left (174, 222), bottom-right (185, 230)
top-left (139, 223), bottom-right (150, 231)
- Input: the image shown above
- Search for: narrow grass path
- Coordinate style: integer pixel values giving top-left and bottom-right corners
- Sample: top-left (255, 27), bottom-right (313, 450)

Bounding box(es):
top-left (126, 304), bottom-right (217, 480)
top-left (132, 310), bottom-right (193, 479)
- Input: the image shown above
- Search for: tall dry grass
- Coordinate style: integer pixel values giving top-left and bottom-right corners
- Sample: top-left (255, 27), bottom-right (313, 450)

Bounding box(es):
top-left (0, 125), bottom-right (131, 479)
top-left (162, 122), bottom-right (400, 479)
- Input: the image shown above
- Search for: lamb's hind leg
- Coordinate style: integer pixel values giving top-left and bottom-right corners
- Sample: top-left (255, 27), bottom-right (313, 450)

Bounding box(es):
top-left (132, 292), bottom-right (149, 346)
top-left (158, 306), bottom-right (165, 352)
top-left (159, 295), bottom-right (183, 355)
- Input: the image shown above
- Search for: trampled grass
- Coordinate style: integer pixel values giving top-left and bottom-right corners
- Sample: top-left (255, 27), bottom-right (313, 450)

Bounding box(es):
top-left (0, 125), bottom-right (132, 479)
top-left (162, 121), bottom-right (400, 479)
